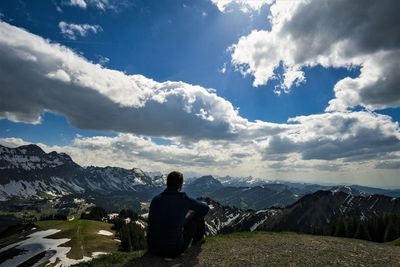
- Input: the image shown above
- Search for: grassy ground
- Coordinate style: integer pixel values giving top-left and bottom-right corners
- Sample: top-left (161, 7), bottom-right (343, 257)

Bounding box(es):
top-left (389, 238), bottom-right (400, 246)
top-left (35, 219), bottom-right (119, 260)
top-left (74, 251), bottom-right (145, 267)
top-left (76, 232), bottom-right (400, 267)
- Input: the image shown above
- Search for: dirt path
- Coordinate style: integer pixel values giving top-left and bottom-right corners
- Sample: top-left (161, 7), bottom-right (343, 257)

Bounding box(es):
top-left (126, 232), bottom-right (400, 267)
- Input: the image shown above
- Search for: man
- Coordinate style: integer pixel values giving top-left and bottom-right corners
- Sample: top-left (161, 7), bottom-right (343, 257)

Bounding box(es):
top-left (147, 171), bottom-right (209, 258)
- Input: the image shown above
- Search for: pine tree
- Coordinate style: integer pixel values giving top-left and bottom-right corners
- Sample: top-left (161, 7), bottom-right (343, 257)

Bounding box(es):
top-left (118, 222), bottom-right (146, 251)
top-left (120, 225), bottom-right (132, 251)
top-left (118, 209), bottom-right (138, 220)
top-left (354, 223), bottom-right (371, 241)
top-left (372, 216), bottom-right (386, 242)
top-left (384, 223), bottom-right (397, 242)
top-left (128, 223), bottom-right (146, 250)
top-left (81, 206), bottom-right (107, 221)
top-left (395, 214), bottom-right (400, 238)
top-left (334, 219), bottom-right (346, 237)
top-left (345, 217), bottom-right (357, 238)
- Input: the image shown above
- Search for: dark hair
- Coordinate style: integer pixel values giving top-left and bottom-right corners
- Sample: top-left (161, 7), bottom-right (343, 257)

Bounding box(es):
top-left (167, 171), bottom-right (183, 190)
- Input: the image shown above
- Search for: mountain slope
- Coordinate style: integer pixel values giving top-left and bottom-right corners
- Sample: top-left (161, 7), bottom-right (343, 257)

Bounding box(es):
top-left (202, 198), bottom-right (280, 235)
top-left (260, 190), bottom-right (400, 232)
top-left (80, 232), bottom-right (400, 267)
top-left (0, 144), bottom-right (162, 201)
top-left (185, 176), bottom-right (299, 209)
top-left (184, 175), bottom-right (224, 197)
top-left (207, 186), bottom-right (298, 209)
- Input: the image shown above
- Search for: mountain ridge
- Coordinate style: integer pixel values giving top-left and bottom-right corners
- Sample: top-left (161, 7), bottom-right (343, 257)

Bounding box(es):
top-left (0, 144), bottom-right (162, 201)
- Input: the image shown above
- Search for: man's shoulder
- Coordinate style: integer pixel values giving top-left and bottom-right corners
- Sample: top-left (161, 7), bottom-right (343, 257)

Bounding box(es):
top-left (152, 190), bottom-right (187, 200)
top-left (151, 192), bottom-right (164, 202)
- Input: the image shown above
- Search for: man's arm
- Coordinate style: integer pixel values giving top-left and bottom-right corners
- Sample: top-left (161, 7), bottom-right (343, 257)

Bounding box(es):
top-left (187, 196), bottom-right (209, 216)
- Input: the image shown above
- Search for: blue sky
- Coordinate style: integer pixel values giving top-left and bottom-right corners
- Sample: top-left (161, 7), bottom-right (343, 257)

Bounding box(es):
top-left (0, 0), bottom-right (399, 187)
top-left (0, 0), bottom-right (368, 141)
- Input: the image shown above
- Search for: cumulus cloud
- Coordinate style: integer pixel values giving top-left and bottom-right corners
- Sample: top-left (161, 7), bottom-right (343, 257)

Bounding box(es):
top-left (69, 0), bottom-right (87, 9)
top-left (0, 21), bottom-right (285, 141)
top-left (230, 0), bottom-right (400, 110)
top-left (58, 21), bottom-right (102, 40)
top-left (211, 0), bottom-right (272, 13)
top-left (68, 0), bottom-right (123, 11)
top-left (262, 111), bottom-right (400, 161)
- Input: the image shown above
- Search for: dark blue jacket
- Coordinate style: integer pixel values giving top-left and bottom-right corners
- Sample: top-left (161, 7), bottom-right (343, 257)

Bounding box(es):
top-left (147, 189), bottom-right (209, 253)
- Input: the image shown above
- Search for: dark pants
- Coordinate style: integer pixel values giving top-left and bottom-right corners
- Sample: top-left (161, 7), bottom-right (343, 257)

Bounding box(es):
top-left (149, 211), bottom-right (206, 258)
top-left (182, 210), bottom-right (206, 251)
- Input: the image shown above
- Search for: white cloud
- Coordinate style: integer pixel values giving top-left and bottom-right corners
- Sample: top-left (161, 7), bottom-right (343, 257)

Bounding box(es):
top-left (0, 21), bottom-right (284, 141)
top-left (219, 62), bottom-right (227, 74)
top-left (67, 0), bottom-right (129, 11)
top-left (58, 21), bottom-right (102, 40)
top-left (97, 55), bottom-right (109, 66)
top-left (0, 137), bottom-right (31, 148)
top-left (326, 50), bottom-right (400, 111)
top-left (230, 0), bottom-right (400, 111)
top-left (263, 111), bottom-right (400, 161)
top-left (69, 0), bottom-right (87, 9)
top-left (211, 0), bottom-right (273, 13)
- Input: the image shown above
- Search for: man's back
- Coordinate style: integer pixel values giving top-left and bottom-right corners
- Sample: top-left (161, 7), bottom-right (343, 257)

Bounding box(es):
top-left (147, 188), bottom-right (209, 256)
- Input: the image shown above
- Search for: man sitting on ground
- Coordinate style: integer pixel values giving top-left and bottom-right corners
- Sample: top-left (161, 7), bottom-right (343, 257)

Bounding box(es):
top-left (147, 171), bottom-right (210, 258)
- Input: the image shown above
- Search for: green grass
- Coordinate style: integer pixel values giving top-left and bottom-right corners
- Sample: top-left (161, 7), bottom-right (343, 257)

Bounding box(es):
top-left (78, 231), bottom-right (400, 267)
top-left (73, 251), bottom-right (145, 267)
top-left (388, 237), bottom-right (400, 246)
top-left (35, 220), bottom-right (119, 260)
top-left (207, 231), bottom-right (295, 242)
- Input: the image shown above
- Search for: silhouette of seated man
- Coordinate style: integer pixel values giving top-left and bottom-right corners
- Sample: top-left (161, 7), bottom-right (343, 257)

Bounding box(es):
top-left (147, 171), bottom-right (209, 258)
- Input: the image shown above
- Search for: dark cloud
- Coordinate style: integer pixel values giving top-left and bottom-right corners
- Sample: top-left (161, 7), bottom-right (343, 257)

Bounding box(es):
top-left (375, 161), bottom-right (400, 170)
top-left (231, 0), bottom-right (400, 110)
top-left (284, 0), bottom-right (400, 61)
top-left (265, 112), bottom-right (400, 161)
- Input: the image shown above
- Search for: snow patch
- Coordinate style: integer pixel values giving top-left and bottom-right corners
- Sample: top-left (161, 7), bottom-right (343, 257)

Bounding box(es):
top-left (0, 229), bottom-right (92, 267)
top-left (92, 252), bottom-right (108, 258)
top-left (97, 230), bottom-right (113, 236)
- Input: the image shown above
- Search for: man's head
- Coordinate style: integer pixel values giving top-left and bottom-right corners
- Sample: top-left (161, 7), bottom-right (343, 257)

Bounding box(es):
top-left (167, 171), bottom-right (184, 191)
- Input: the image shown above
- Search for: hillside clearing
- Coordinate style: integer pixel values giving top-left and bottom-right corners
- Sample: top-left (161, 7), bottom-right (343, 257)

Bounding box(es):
top-left (0, 220), bottom-right (121, 266)
top-left (35, 220), bottom-right (119, 260)
top-left (78, 232), bottom-right (400, 267)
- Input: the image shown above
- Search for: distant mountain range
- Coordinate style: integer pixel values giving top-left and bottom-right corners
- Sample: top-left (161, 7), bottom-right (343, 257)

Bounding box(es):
top-left (184, 175), bottom-right (400, 210)
top-left (0, 144), bottom-right (166, 200)
top-left (184, 175), bottom-right (298, 209)
top-left (0, 144), bottom-right (167, 212)
top-left (1, 143), bottom-right (400, 211)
